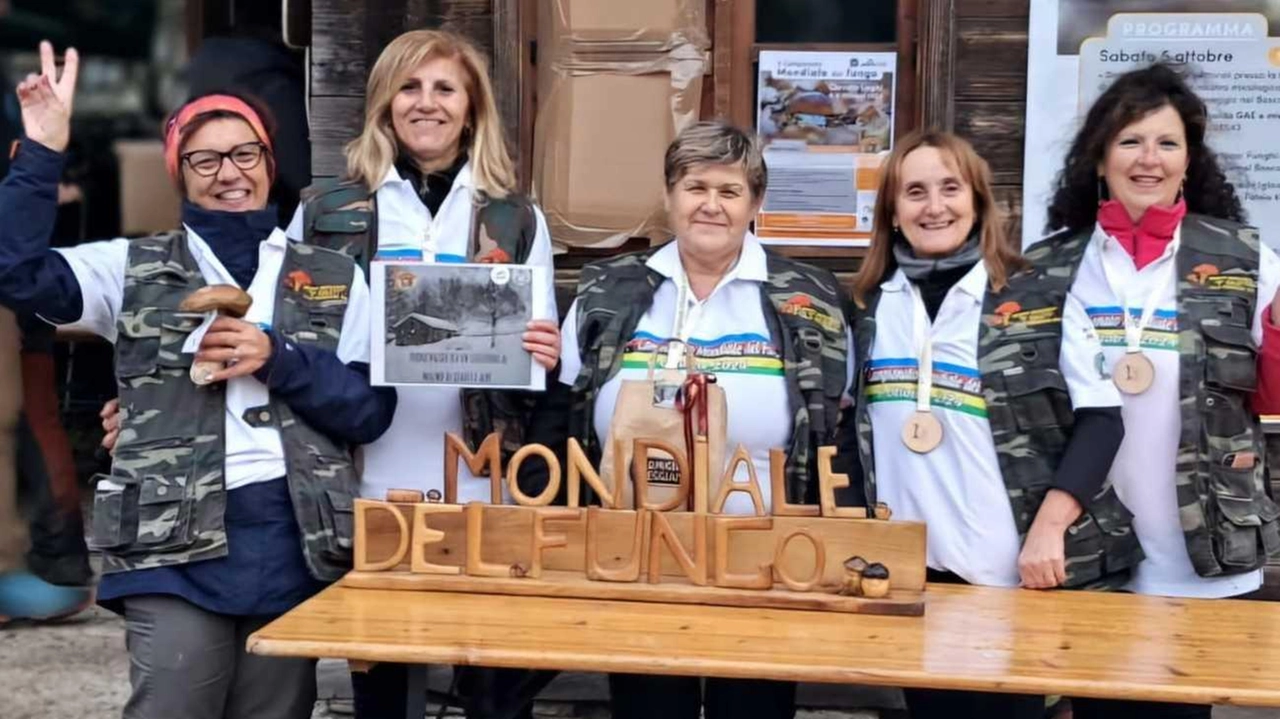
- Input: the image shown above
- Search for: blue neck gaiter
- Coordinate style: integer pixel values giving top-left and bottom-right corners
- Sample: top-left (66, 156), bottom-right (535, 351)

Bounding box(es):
top-left (182, 201), bottom-right (279, 288)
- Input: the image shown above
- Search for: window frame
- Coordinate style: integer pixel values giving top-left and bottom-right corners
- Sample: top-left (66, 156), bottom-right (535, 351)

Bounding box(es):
top-left (509, 0), bottom-right (928, 262)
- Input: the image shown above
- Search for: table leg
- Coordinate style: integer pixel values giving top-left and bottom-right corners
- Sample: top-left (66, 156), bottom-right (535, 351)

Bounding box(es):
top-left (405, 663), bottom-right (428, 719)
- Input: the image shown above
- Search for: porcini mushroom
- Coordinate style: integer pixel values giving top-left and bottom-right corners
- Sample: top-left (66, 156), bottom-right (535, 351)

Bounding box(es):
top-left (841, 555), bottom-right (869, 596)
top-left (178, 284), bottom-right (253, 385)
top-left (861, 563), bottom-right (891, 599)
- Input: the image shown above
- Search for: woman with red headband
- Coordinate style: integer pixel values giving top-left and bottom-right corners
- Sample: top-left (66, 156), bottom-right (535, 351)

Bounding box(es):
top-left (0, 42), bottom-right (396, 718)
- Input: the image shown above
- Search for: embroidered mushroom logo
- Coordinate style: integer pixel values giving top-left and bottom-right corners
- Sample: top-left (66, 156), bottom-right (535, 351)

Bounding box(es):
top-left (779, 294), bottom-right (839, 331)
top-left (1187, 263), bottom-right (1219, 285)
top-left (992, 301), bottom-right (1022, 327)
top-left (783, 294), bottom-right (814, 311)
top-left (284, 269), bottom-right (313, 292)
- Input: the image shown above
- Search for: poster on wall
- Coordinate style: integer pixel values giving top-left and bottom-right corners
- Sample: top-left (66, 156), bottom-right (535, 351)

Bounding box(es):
top-left (1023, 2), bottom-right (1280, 248)
top-left (370, 262), bottom-right (549, 390)
top-left (755, 50), bottom-right (896, 247)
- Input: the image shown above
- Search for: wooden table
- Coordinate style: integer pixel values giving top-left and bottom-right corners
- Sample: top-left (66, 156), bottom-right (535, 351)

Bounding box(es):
top-left (248, 582), bottom-right (1280, 713)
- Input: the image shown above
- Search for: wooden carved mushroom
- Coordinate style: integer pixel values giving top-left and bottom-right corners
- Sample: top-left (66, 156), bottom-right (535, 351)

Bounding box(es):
top-left (841, 555), bottom-right (868, 596)
top-left (178, 285), bottom-right (253, 385)
top-left (861, 562), bottom-right (891, 599)
top-left (385, 489), bottom-right (425, 503)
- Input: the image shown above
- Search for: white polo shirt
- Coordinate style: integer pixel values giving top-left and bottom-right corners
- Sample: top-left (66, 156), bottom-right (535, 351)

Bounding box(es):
top-left (287, 163), bottom-right (558, 502)
top-left (54, 227), bottom-right (371, 491)
top-left (558, 233), bottom-right (853, 516)
top-left (867, 263), bottom-right (1120, 587)
top-left (1069, 223), bottom-right (1280, 598)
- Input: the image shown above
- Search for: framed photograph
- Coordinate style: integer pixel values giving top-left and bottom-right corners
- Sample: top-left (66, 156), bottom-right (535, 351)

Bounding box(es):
top-left (370, 262), bottom-right (550, 390)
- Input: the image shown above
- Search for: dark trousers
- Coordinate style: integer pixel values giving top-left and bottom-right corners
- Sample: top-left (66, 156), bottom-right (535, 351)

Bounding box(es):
top-left (10, 327), bottom-right (92, 586)
top-left (350, 663), bottom-right (421, 719)
top-left (608, 673), bottom-right (796, 719)
top-left (1071, 697), bottom-right (1211, 719)
top-left (122, 594), bottom-right (316, 719)
top-left (18, 412), bottom-right (91, 586)
top-left (903, 687), bottom-right (1044, 719)
top-left (352, 664), bottom-right (540, 719)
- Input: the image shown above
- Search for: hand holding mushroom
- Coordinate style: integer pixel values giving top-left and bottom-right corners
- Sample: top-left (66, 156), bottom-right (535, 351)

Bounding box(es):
top-left (180, 285), bottom-right (270, 384)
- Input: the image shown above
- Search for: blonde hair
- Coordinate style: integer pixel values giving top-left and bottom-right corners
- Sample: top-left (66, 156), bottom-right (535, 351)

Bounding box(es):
top-left (852, 130), bottom-right (1023, 307)
top-left (344, 29), bottom-right (515, 198)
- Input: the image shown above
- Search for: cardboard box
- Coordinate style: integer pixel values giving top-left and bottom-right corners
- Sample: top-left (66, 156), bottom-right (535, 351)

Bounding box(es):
top-left (542, 0), bottom-right (708, 54)
top-left (532, 0), bottom-right (709, 249)
top-left (114, 140), bottom-right (182, 236)
top-left (535, 71), bottom-right (694, 248)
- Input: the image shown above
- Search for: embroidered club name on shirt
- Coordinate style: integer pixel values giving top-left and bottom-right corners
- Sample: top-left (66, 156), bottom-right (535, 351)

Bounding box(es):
top-left (1186, 262), bottom-right (1256, 293)
top-left (1086, 306), bottom-right (1178, 351)
top-left (620, 331), bottom-right (783, 375)
top-left (864, 357), bottom-right (987, 418)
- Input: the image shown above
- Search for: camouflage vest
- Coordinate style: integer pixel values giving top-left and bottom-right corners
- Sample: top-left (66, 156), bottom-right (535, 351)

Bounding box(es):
top-left (851, 250), bottom-right (1143, 589)
top-left (301, 179), bottom-right (540, 459)
top-left (89, 232), bottom-right (361, 582)
top-left (567, 247), bottom-right (849, 504)
top-left (1055, 214), bottom-right (1280, 577)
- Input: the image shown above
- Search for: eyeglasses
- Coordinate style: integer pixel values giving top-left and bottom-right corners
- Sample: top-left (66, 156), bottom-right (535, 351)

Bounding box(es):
top-left (181, 142), bottom-right (268, 177)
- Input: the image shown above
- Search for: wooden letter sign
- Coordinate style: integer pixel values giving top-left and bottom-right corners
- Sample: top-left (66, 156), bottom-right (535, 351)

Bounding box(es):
top-left (344, 434), bottom-right (927, 616)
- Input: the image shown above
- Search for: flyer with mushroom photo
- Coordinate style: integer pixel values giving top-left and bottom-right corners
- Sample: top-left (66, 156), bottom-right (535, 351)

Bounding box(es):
top-left (370, 262), bottom-right (549, 390)
top-left (756, 50), bottom-right (897, 247)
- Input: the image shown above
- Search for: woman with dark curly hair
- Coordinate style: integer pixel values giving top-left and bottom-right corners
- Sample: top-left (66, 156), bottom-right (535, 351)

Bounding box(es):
top-left (1041, 63), bottom-right (1280, 719)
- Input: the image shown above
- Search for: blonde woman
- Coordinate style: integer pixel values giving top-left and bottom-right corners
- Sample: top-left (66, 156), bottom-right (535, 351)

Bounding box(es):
top-left (285, 29), bottom-right (560, 719)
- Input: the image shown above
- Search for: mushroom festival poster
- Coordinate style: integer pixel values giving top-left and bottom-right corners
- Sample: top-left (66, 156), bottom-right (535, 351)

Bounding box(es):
top-left (755, 50), bottom-right (897, 247)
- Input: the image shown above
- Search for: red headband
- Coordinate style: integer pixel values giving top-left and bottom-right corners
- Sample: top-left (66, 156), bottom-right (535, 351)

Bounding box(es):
top-left (164, 95), bottom-right (274, 184)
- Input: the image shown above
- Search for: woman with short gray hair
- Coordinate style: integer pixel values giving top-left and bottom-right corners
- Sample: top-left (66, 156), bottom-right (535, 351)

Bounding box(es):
top-left (663, 120), bottom-right (770, 201)
top-left (522, 119), bottom-right (853, 719)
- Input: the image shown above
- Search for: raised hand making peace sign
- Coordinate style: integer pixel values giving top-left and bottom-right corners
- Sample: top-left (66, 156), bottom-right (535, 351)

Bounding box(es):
top-left (16, 41), bottom-right (79, 153)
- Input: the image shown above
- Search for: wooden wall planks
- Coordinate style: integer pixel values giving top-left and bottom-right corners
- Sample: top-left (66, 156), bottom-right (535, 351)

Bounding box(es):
top-left (309, 0), bottom-right (498, 178)
top-left (952, 0), bottom-right (1029, 234)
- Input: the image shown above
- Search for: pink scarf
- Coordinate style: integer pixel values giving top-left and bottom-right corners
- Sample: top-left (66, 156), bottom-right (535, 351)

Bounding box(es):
top-left (1097, 198), bottom-right (1186, 270)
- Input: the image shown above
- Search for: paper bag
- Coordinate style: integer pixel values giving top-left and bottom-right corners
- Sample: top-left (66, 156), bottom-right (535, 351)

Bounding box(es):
top-left (600, 363), bottom-right (727, 510)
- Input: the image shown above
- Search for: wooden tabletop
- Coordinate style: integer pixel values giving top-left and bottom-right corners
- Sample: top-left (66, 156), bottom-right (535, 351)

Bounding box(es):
top-left (248, 583), bottom-right (1280, 706)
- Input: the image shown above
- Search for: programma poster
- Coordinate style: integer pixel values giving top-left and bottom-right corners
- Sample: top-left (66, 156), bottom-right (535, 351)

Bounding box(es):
top-left (1023, 2), bottom-right (1280, 248)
